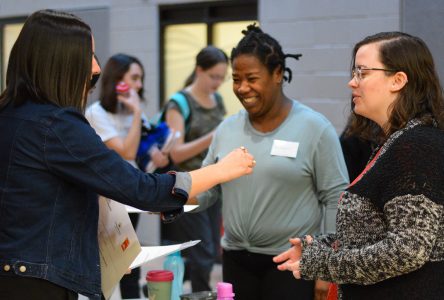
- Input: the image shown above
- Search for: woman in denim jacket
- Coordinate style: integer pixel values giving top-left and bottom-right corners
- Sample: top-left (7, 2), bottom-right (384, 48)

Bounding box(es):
top-left (0, 10), bottom-right (255, 300)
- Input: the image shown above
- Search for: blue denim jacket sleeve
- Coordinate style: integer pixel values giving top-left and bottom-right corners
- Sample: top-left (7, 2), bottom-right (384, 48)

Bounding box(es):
top-left (44, 107), bottom-right (189, 211)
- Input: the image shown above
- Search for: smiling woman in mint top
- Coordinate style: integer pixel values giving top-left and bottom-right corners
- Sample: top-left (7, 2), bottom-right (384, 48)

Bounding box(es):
top-left (274, 32), bottom-right (444, 300)
top-left (192, 24), bottom-right (349, 300)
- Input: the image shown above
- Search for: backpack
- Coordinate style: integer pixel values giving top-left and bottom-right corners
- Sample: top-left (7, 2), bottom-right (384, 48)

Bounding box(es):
top-left (159, 90), bottom-right (223, 133)
top-left (159, 91), bottom-right (192, 132)
top-left (135, 92), bottom-right (191, 173)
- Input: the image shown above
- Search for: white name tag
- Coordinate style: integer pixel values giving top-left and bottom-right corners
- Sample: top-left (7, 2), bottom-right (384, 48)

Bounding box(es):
top-left (270, 140), bottom-right (299, 158)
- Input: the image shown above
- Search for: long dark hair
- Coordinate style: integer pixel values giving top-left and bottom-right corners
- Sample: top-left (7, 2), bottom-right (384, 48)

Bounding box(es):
top-left (99, 53), bottom-right (145, 113)
top-left (183, 46), bottom-right (228, 88)
top-left (231, 23), bottom-right (302, 83)
top-left (0, 9), bottom-right (93, 111)
top-left (347, 31), bottom-right (444, 141)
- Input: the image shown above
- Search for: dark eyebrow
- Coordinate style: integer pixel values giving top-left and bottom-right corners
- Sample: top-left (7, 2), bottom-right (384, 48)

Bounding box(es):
top-left (232, 71), bottom-right (260, 76)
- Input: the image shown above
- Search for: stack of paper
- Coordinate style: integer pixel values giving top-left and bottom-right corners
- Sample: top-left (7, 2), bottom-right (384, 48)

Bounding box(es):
top-left (130, 240), bottom-right (200, 269)
top-left (98, 197), bottom-right (200, 299)
top-left (125, 204), bottom-right (199, 214)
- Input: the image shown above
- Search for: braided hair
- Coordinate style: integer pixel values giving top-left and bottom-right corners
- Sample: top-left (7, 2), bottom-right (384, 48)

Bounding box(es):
top-left (231, 24), bottom-right (301, 83)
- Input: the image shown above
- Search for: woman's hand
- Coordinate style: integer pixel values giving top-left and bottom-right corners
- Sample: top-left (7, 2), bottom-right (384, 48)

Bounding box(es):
top-left (216, 146), bottom-right (255, 183)
top-left (150, 146), bottom-right (170, 169)
top-left (187, 146), bottom-right (255, 199)
top-left (117, 88), bottom-right (141, 113)
top-left (273, 236), bottom-right (313, 279)
top-left (273, 238), bottom-right (303, 275)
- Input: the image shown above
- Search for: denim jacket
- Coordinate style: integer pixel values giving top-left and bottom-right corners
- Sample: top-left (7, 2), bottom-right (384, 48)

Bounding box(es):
top-left (0, 100), bottom-right (190, 299)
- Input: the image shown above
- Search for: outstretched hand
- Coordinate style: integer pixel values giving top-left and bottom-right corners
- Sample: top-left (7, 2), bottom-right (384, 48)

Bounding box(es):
top-left (273, 235), bottom-right (313, 279)
top-left (274, 236), bottom-right (329, 299)
top-left (187, 146), bottom-right (255, 199)
top-left (273, 238), bottom-right (303, 278)
top-left (217, 146), bottom-right (256, 183)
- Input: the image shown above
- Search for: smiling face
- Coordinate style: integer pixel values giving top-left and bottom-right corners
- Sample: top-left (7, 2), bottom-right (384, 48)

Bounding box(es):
top-left (121, 62), bottom-right (143, 92)
top-left (232, 54), bottom-right (283, 120)
top-left (348, 42), bottom-right (399, 128)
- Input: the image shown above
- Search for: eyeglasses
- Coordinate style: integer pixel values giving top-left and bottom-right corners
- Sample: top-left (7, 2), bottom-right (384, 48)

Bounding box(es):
top-left (352, 66), bottom-right (398, 83)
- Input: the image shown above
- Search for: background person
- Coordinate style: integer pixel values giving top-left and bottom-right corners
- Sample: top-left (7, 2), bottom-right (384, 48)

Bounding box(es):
top-left (194, 24), bottom-right (349, 300)
top-left (274, 31), bottom-right (444, 300)
top-left (339, 115), bottom-right (376, 182)
top-left (0, 9), bottom-right (255, 300)
top-left (85, 53), bottom-right (168, 299)
top-left (161, 45), bottom-right (229, 292)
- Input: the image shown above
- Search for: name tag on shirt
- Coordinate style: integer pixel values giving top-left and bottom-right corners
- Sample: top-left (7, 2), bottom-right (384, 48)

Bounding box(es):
top-left (270, 140), bottom-right (299, 158)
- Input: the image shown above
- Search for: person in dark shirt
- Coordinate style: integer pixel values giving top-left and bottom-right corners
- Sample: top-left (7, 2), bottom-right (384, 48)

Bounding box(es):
top-left (339, 117), bottom-right (375, 182)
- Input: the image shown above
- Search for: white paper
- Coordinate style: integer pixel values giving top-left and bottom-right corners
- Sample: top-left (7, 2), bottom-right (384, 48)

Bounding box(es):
top-left (270, 139), bottom-right (299, 158)
top-left (98, 197), bottom-right (142, 300)
top-left (130, 240), bottom-right (200, 269)
top-left (125, 204), bottom-right (199, 214)
top-left (146, 130), bottom-right (181, 173)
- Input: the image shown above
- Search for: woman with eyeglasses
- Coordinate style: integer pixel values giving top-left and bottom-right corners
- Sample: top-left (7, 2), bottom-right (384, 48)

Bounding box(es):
top-left (161, 45), bottom-right (229, 292)
top-left (274, 32), bottom-right (444, 300)
top-left (0, 10), bottom-right (255, 300)
top-left (193, 24), bottom-right (349, 300)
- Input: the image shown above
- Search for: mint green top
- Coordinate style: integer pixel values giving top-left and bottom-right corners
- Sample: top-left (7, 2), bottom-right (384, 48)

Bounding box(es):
top-left (196, 100), bottom-right (349, 255)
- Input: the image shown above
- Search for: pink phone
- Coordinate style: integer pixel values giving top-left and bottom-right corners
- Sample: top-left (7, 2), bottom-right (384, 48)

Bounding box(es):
top-left (115, 81), bottom-right (129, 97)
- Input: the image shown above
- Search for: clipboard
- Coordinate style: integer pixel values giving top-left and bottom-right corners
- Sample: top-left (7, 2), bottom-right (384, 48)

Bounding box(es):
top-left (98, 196), bottom-right (141, 299)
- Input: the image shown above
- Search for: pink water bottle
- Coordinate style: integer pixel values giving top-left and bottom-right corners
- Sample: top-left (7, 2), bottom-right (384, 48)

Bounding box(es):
top-left (217, 282), bottom-right (235, 300)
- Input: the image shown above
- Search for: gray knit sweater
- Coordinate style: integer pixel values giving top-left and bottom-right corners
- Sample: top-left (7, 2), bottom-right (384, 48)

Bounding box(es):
top-left (300, 119), bottom-right (444, 300)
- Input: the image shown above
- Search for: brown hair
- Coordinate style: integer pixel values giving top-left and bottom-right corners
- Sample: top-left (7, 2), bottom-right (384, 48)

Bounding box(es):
top-left (0, 9), bottom-right (93, 111)
top-left (347, 31), bottom-right (444, 141)
top-left (99, 53), bottom-right (145, 113)
top-left (183, 45), bottom-right (228, 88)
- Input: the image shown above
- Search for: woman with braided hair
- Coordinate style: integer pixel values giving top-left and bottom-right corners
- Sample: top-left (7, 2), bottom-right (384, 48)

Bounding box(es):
top-left (192, 24), bottom-right (348, 300)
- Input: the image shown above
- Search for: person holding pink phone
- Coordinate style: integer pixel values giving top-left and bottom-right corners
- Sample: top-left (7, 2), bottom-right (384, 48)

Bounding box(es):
top-left (85, 53), bottom-right (170, 298)
top-left (86, 53), bottom-right (169, 172)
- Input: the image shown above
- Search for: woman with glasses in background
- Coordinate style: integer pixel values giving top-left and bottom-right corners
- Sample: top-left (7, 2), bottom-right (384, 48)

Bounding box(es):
top-left (275, 31), bottom-right (444, 300)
